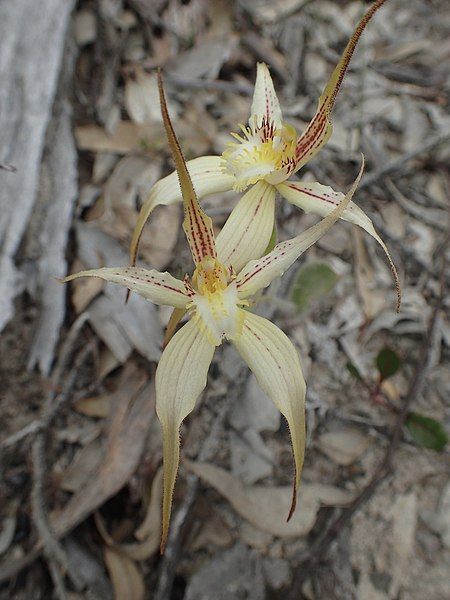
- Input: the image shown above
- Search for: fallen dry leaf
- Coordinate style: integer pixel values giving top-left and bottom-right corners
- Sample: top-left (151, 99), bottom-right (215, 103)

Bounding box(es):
top-left (185, 461), bottom-right (353, 537)
top-left (51, 363), bottom-right (154, 537)
top-left (318, 428), bottom-right (371, 466)
top-left (96, 348), bottom-right (121, 380)
top-left (136, 203), bottom-right (182, 270)
top-left (70, 258), bottom-right (104, 314)
top-left (191, 512), bottom-right (234, 552)
top-left (73, 224), bottom-right (163, 362)
top-left (60, 437), bottom-right (104, 493)
top-left (118, 467), bottom-right (163, 560)
top-left (124, 66), bottom-right (163, 124)
top-left (353, 228), bottom-right (386, 321)
top-left (104, 546), bottom-right (144, 600)
top-left (74, 395), bottom-right (112, 418)
top-left (73, 9), bottom-right (97, 47)
top-left (357, 570), bottom-right (386, 600)
top-left (75, 121), bottom-right (164, 154)
top-left (388, 492), bottom-right (418, 597)
top-left (102, 156), bottom-right (161, 210)
top-left (166, 36), bottom-right (237, 79)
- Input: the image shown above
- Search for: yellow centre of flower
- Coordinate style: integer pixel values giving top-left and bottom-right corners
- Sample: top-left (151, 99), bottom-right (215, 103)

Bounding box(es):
top-left (189, 257), bottom-right (246, 345)
top-left (222, 119), bottom-right (298, 191)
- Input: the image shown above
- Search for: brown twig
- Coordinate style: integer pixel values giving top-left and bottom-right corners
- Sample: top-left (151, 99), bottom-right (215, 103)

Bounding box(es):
top-left (29, 315), bottom-right (93, 598)
top-left (288, 262), bottom-right (446, 598)
top-left (0, 378), bottom-right (99, 452)
top-left (359, 129), bottom-right (450, 190)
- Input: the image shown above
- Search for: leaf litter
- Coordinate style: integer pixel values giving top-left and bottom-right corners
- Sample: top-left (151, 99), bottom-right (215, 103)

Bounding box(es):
top-left (1, 0), bottom-right (449, 597)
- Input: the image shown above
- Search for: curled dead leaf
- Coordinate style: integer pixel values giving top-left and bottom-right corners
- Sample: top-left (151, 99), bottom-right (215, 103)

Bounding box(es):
top-left (51, 363), bottom-right (154, 537)
top-left (104, 546), bottom-right (144, 600)
top-left (74, 395), bottom-right (112, 418)
top-left (185, 460), bottom-right (353, 537)
top-left (318, 428), bottom-right (371, 466)
top-left (117, 467), bottom-right (163, 560)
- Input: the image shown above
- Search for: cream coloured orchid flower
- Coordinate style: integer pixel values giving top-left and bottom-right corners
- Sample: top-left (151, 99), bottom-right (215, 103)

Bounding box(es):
top-left (61, 73), bottom-right (364, 552)
top-left (130, 0), bottom-right (400, 310)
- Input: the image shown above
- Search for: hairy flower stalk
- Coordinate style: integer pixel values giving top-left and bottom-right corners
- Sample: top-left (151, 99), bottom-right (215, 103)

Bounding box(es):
top-left (130, 0), bottom-right (400, 311)
top-left (60, 72), bottom-right (364, 552)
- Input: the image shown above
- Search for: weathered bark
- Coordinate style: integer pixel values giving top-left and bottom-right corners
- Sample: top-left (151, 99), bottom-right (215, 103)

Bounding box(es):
top-left (0, 0), bottom-right (74, 336)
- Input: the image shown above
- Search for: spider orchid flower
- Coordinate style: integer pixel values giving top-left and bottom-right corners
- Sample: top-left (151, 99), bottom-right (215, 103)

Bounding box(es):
top-left (130, 0), bottom-right (400, 310)
top-left (61, 73), bottom-right (364, 553)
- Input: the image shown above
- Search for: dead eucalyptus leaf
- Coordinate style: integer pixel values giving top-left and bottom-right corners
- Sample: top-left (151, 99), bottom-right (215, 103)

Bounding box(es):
top-left (191, 512), bottom-right (233, 551)
top-left (103, 156), bottom-right (161, 210)
top-left (97, 348), bottom-right (121, 380)
top-left (136, 203), bottom-right (182, 270)
top-left (388, 492), bottom-right (418, 597)
top-left (185, 461), bottom-right (353, 537)
top-left (124, 67), bottom-right (162, 124)
top-left (60, 437), bottom-right (104, 493)
top-left (75, 121), bottom-right (164, 154)
top-left (318, 428), bottom-right (370, 466)
top-left (104, 547), bottom-right (145, 600)
top-left (74, 395), bottom-right (112, 418)
top-left (73, 9), bottom-right (97, 47)
top-left (117, 467), bottom-right (163, 560)
top-left (51, 363), bottom-right (154, 537)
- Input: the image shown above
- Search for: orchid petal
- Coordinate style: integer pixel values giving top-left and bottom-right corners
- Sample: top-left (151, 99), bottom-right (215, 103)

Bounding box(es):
top-left (130, 156), bottom-right (234, 266)
top-left (158, 72), bottom-right (217, 265)
top-left (60, 267), bottom-right (189, 309)
top-left (233, 310), bottom-right (305, 520)
top-left (277, 179), bottom-right (401, 310)
top-left (216, 181), bottom-right (276, 273)
top-left (293, 0), bottom-right (387, 171)
top-left (250, 62), bottom-right (283, 131)
top-left (236, 160), bottom-right (364, 299)
top-left (155, 316), bottom-right (215, 551)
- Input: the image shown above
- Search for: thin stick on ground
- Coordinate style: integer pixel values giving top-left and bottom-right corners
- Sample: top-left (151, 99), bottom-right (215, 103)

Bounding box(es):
top-left (359, 129), bottom-right (450, 190)
top-left (30, 315), bottom-right (94, 599)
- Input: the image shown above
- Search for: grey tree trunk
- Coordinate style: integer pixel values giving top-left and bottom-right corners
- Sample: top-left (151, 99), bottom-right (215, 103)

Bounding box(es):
top-left (0, 0), bottom-right (75, 372)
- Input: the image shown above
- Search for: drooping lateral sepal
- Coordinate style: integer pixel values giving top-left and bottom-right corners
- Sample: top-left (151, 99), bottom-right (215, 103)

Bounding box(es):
top-left (236, 159), bottom-right (365, 300)
top-left (59, 267), bottom-right (190, 309)
top-left (233, 311), bottom-right (306, 520)
top-left (155, 317), bottom-right (215, 552)
top-left (276, 177), bottom-right (401, 311)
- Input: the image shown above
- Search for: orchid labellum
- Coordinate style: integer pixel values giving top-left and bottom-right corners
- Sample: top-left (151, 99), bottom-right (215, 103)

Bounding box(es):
top-left (130, 0), bottom-right (400, 310)
top-left (61, 73), bottom-right (364, 552)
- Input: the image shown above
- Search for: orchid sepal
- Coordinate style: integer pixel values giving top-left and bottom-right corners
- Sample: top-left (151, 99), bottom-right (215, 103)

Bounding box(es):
top-left (237, 159), bottom-right (365, 300)
top-left (130, 156), bottom-right (234, 266)
top-left (155, 316), bottom-right (215, 552)
top-left (59, 266), bottom-right (190, 309)
top-left (276, 179), bottom-right (401, 311)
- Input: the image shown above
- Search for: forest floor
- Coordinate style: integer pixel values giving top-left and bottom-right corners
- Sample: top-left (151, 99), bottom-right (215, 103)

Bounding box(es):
top-left (0, 0), bottom-right (449, 598)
